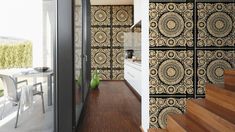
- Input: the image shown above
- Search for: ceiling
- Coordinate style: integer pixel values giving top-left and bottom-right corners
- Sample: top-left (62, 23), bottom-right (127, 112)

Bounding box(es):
top-left (90, 0), bottom-right (133, 5)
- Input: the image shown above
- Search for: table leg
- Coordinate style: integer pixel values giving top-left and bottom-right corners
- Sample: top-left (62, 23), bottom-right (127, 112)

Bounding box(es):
top-left (48, 75), bottom-right (52, 106)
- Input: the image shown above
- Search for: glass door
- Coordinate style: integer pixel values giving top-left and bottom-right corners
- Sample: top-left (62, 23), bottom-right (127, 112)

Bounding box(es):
top-left (74, 0), bottom-right (83, 124)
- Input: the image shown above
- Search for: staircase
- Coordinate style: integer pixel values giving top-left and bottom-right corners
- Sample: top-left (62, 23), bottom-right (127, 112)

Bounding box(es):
top-left (149, 69), bottom-right (235, 132)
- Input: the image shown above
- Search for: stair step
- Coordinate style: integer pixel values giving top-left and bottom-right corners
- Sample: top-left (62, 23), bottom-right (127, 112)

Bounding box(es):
top-left (167, 114), bottom-right (208, 132)
top-left (224, 69), bottom-right (235, 86)
top-left (187, 99), bottom-right (235, 131)
top-left (206, 83), bottom-right (235, 112)
top-left (148, 128), bottom-right (168, 132)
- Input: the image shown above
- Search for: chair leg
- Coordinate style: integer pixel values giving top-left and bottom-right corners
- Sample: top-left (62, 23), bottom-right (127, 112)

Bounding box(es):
top-left (33, 83), bottom-right (45, 113)
top-left (0, 99), bottom-right (6, 120)
top-left (15, 102), bottom-right (20, 128)
top-left (39, 84), bottom-right (45, 113)
top-left (41, 94), bottom-right (45, 113)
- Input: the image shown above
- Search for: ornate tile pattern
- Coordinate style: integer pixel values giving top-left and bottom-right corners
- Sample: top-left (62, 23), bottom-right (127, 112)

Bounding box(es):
top-left (91, 48), bottom-right (111, 69)
top-left (112, 27), bottom-right (131, 47)
top-left (91, 6), bottom-right (111, 26)
top-left (91, 27), bottom-right (111, 47)
top-left (149, 3), bottom-right (194, 47)
top-left (149, 97), bottom-right (186, 128)
top-left (112, 70), bottom-right (124, 80)
top-left (149, 50), bottom-right (194, 95)
top-left (197, 50), bottom-right (235, 94)
top-left (149, 2), bottom-right (235, 129)
top-left (91, 5), bottom-right (133, 80)
top-left (74, 6), bottom-right (82, 78)
top-left (197, 3), bottom-right (235, 47)
top-left (92, 69), bottom-right (111, 80)
top-left (112, 48), bottom-right (124, 68)
top-left (112, 6), bottom-right (133, 26)
top-left (75, 6), bottom-right (82, 27)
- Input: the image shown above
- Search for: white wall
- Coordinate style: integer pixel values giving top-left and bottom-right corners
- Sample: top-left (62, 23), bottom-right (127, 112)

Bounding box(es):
top-left (134, 0), bottom-right (141, 24)
top-left (0, 0), bottom-right (43, 67)
top-left (141, 0), bottom-right (149, 131)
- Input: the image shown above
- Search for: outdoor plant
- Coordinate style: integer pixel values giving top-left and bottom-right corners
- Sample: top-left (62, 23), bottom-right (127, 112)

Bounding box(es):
top-left (0, 41), bottom-right (32, 69)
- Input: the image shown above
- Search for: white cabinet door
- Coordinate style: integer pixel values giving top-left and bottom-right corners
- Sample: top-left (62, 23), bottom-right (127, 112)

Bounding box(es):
top-left (124, 61), bottom-right (141, 95)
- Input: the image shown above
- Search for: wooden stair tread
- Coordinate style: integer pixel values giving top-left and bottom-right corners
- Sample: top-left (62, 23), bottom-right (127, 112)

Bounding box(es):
top-left (187, 99), bottom-right (235, 131)
top-left (167, 114), bottom-right (208, 132)
top-left (148, 128), bottom-right (168, 132)
top-left (191, 99), bottom-right (235, 124)
top-left (224, 69), bottom-right (235, 86)
top-left (206, 83), bottom-right (235, 112)
top-left (224, 69), bottom-right (235, 76)
top-left (206, 83), bottom-right (235, 94)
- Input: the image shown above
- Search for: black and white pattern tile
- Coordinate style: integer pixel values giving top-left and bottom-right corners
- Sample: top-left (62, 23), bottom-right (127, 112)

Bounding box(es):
top-left (149, 2), bottom-right (235, 128)
top-left (149, 97), bottom-right (186, 128)
top-left (90, 5), bottom-right (133, 80)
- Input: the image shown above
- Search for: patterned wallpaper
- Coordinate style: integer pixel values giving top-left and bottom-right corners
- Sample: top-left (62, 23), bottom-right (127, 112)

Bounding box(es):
top-left (90, 5), bottom-right (133, 80)
top-left (149, 2), bottom-right (235, 128)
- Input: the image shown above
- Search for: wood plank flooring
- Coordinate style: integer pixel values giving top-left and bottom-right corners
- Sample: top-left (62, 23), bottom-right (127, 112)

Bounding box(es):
top-left (77, 81), bottom-right (141, 132)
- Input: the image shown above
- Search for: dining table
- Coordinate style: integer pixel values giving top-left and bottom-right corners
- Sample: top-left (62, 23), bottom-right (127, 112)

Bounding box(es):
top-left (0, 68), bottom-right (54, 106)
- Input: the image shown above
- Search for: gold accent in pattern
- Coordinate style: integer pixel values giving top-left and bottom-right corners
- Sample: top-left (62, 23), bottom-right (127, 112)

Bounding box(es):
top-left (91, 49), bottom-right (111, 68)
top-left (149, 3), bottom-right (193, 47)
top-left (91, 6), bottom-right (110, 25)
top-left (197, 3), bottom-right (235, 47)
top-left (112, 49), bottom-right (124, 68)
top-left (112, 70), bottom-right (124, 80)
top-left (92, 69), bottom-right (111, 80)
top-left (90, 5), bottom-right (133, 81)
top-left (112, 6), bottom-right (133, 26)
top-left (112, 27), bottom-right (131, 47)
top-left (197, 50), bottom-right (235, 94)
top-left (150, 98), bottom-right (186, 128)
top-left (149, 50), bottom-right (193, 94)
top-left (91, 27), bottom-right (110, 47)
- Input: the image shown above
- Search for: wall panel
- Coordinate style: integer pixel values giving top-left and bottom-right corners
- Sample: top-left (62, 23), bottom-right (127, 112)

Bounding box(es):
top-left (90, 5), bottom-right (133, 80)
top-left (149, 2), bottom-right (235, 128)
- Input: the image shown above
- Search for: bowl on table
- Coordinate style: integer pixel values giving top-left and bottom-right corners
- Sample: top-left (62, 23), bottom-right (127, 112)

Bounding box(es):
top-left (34, 67), bottom-right (49, 72)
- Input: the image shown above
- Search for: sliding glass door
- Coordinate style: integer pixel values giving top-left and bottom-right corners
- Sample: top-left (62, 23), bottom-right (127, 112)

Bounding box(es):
top-left (74, 0), bottom-right (83, 123)
top-left (73, 0), bottom-right (90, 125)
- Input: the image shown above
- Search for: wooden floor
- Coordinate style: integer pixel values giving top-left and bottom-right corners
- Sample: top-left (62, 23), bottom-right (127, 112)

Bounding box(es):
top-left (77, 81), bottom-right (141, 132)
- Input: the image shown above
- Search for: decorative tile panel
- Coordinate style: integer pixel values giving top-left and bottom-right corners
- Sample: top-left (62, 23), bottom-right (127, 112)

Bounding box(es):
top-left (149, 50), bottom-right (194, 95)
top-left (91, 27), bottom-right (111, 47)
top-left (149, 97), bottom-right (186, 128)
top-left (112, 48), bottom-right (124, 68)
top-left (112, 27), bottom-right (131, 47)
top-left (197, 3), bottom-right (235, 47)
top-left (197, 50), bottom-right (235, 94)
top-left (112, 6), bottom-right (133, 26)
top-left (91, 6), bottom-right (111, 26)
top-left (92, 69), bottom-right (111, 80)
top-left (149, 3), bottom-right (194, 47)
top-left (75, 6), bottom-right (82, 27)
top-left (91, 48), bottom-right (111, 69)
top-left (112, 70), bottom-right (124, 80)
top-left (90, 5), bottom-right (133, 80)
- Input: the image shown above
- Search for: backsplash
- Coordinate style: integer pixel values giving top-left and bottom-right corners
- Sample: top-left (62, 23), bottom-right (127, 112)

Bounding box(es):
top-left (90, 5), bottom-right (133, 80)
top-left (149, 2), bottom-right (235, 128)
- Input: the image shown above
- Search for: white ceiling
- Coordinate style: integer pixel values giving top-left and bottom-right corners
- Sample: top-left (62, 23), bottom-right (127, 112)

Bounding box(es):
top-left (90, 0), bottom-right (133, 5)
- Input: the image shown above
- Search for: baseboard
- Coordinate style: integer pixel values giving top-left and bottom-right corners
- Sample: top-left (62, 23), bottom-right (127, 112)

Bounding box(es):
top-left (124, 79), bottom-right (141, 101)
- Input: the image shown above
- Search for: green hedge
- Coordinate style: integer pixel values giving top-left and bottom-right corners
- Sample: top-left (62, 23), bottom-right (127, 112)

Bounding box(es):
top-left (0, 41), bottom-right (32, 69)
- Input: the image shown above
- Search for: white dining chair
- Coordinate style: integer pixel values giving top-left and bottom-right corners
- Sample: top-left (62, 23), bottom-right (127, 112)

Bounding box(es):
top-left (0, 74), bottom-right (45, 128)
